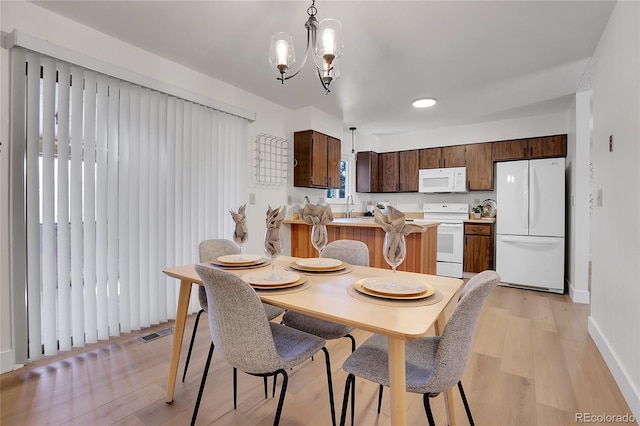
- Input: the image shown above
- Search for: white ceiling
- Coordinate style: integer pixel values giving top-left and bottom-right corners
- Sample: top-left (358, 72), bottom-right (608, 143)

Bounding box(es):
top-left (30, 0), bottom-right (616, 136)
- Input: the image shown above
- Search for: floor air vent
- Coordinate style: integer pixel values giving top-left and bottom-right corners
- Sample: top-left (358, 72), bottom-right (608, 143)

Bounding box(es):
top-left (140, 328), bottom-right (174, 343)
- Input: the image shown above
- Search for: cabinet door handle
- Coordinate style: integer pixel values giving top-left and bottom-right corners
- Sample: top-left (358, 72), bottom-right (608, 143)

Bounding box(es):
top-left (523, 147), bottom-right (526, 157)
top-left (443, 159), bottom-right (446, 168)
top-left (530, 146), bottom-right (533, 157)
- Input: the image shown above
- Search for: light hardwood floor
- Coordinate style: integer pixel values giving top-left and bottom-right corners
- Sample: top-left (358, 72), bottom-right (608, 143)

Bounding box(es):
top-left (1, 285), bottom-right (635, 425)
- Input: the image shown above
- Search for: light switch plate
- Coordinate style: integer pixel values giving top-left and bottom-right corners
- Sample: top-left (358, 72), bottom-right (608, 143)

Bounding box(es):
top-left (249, 193), bottom-right (256, 204)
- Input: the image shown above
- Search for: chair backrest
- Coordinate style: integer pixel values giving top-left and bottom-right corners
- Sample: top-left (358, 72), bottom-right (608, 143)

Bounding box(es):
top-left (427, 270), bottom-right (500, 392)
top-left (199, 239), bottom-right (240, 262)
top-left (195, 264), bottom-right (283, 374)
top-left (321, 240), bottom-right (370, 266)
top-left (197, 239), bottom-right (240, 308)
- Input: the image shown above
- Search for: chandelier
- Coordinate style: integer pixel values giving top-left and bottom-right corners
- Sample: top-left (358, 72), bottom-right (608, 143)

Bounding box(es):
top-left (269, 0), bottom-right (343, 93)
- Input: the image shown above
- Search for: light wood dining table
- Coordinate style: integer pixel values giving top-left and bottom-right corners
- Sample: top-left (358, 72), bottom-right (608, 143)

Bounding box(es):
top-left (163, 255), bottom-right (463, 426)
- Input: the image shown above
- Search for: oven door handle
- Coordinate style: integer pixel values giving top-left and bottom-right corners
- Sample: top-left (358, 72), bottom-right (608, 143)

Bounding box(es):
top-left (438, 223), bottom-right (463, 228)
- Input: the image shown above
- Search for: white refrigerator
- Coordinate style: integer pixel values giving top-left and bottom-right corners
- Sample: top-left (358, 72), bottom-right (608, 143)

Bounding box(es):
top-left (496, 158), bottom-right (565, 293)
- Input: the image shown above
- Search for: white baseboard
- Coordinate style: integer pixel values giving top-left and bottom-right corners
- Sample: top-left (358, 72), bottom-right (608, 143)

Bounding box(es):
top-left (588, 317), bottom-right (640, 420)
top-left (0, 349), bottom-right (21, 374)
top-left (568, 281), bottom-right (590, 304)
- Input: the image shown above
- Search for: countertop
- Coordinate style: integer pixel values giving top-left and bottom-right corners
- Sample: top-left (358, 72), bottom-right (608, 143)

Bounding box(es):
top-left (284, 218), bottom-right (439, 229)
top-left (464, 218), bottom-right (496, 224)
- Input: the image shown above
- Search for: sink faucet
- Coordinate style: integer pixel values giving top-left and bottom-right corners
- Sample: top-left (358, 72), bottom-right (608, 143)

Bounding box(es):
top-left (345, 194), bottom-right (354, 218)
top-left (304, 195), bottom-right (310, 205)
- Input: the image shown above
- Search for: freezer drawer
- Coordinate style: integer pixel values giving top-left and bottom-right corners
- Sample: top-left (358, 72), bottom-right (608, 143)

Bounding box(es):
top-left (496, 235), bottom-right (564, 293)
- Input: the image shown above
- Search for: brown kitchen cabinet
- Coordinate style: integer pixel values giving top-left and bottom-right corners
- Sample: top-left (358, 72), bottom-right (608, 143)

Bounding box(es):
top-left (463, 222), bottom-right (494, 273)
top-left (379, 151), bottom-right (400, 192)
top-left (294, 130), bottom-right (341, 189)
top-left (528, 135), bottom-right (567, 158)
top-left (398, 150), bottom-right (419, 192)
top-left (465, 143), bottom-right (493, 191)
top-left (356, 151), bottom-right (380, 193)
top-left (419, 145), bottom-right (466, 169)
top-left (493, 135), bottom-right (567, 161)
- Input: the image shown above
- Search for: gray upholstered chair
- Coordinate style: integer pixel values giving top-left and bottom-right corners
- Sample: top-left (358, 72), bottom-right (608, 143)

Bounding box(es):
top-left (192, 265), bottom-right (336, 426)
top-left (282, 240), bottom-right (370, 352)
top-left (338, 270), bottom-right (500, 426)
top-left (182, 239), bottom-right (284, 382)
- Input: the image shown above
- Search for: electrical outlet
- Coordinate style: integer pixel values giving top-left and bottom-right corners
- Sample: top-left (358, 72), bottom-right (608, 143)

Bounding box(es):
top-left (287, 195), bottom-right (292, 205)
top-left (249, 193), bottom-right (256, 204)
top-left (597, 189), bottom-right (603, 206)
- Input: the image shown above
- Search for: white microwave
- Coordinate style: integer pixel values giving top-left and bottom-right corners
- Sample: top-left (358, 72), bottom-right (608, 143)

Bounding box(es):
top-left (418, 167), bottom-right (467, 193)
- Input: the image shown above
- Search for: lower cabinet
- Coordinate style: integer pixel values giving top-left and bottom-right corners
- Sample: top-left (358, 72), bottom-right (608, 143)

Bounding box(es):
top-left (463, 222), bottom-right (494, 273)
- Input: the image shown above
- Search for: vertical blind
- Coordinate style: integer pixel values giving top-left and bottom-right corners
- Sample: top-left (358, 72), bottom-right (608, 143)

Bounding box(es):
top-left (12, 48), bottom-right (248, 360)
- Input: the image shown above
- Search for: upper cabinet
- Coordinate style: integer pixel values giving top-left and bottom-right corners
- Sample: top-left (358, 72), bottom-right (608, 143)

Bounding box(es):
top-left (356, 150), bottom-right (418, 193)
top-left (465, 143), bottom-right (493, 191)
top-left (493, 135), bottom-right (567, 162)
top-left (379, 152), bottom-right (400, 192)
top-left (355, 134), bottom-right (566, 193)
top-left (294, 130), bottom-right (341, 189)
top-left (356, 151), bottom-right (380, 193)
top-left (528, 135), bottom-right (567, 158)
top-left (398, 150), bottom-right (420, 192)
top-left (419, 146), bottom-right (466, 169)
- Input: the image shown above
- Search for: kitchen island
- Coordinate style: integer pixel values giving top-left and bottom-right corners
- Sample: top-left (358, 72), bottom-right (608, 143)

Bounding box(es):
top-left (284, 217), bottom-right (439, 274)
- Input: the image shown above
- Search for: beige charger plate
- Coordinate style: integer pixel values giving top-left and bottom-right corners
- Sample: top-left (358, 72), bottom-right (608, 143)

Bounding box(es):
top-left (289, 260), bottom-right (348, 272)
top-left (250, 275), bottom-right (307, 290)
top-left (353, 279), bottom-right (434, 300)
top-left (215, 254), bottom-right (263, 265)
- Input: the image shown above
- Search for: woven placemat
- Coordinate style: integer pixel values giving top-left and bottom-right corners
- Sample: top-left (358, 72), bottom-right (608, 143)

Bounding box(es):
top-left (346, 284), bottom-right (443, 307)
top-left (285, 265), bottom-right (354, 276)
top-left (254, 279), bottom-right (312, 295)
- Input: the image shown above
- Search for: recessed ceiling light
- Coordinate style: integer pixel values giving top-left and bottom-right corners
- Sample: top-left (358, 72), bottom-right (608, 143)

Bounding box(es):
top-left (412, 98), bottom-right (437, 108)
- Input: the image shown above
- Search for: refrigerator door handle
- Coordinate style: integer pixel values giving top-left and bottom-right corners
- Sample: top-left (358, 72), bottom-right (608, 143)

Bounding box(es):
top-left (530, 166), bottom-right (537, 229)
top-left (521, 166), bottom-right (529, 230)
top-left (500, 236), bottom-right (562, 245)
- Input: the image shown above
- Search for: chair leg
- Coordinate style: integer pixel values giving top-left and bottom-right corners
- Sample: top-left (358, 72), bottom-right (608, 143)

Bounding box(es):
top-left (182, 309), bottom-right (205, 382)
top-left (264, 377), bottom-right (268, 399)
top-left (273, 370), bottom-right (289, 426)
top-left (272, 374), bottom-right (277, 397)
top-left (321, 347), bottom-right (336, 426)
top-left (350, 374), bottom-right (355, 426)
top-left (422, 393), bottom-right (436, 426)
top-left (190, 342), bottom-right (214, 426)
top-left (344, 333), bottom-right (356, 352)
top-left (377, 384), bottom-right (384, 414)
top-left (339, 373), bottom-right (355, 426)
top-left (458, 381), bottom-right (474, 426)
top-left (233, 367), bottom-right (238, 409)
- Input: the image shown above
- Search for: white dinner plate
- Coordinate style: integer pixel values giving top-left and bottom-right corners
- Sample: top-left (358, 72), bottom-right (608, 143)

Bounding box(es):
top-left (362, 277), bottom-right (428, 295)
top-left (295, 258), bottom-right (342, 268)
top-left (216, 254), bottom-right (262, 264)
top-left (241, 270), bottom-right (301, 286)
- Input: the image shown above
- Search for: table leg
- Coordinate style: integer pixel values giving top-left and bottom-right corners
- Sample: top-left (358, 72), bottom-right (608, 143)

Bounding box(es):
top-left (435, 311), bottom-right (457, 426)
top-left (388, 337), bottom-right (407, 425)
top-left (165, 280), bottom-right (193, 403)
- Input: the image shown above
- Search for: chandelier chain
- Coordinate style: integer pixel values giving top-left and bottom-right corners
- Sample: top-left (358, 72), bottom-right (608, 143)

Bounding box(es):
top-left (307, 1), bottom-right (317, 17)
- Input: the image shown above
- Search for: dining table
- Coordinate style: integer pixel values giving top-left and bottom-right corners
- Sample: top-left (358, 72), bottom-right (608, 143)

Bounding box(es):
top-left (163, 255), bottom-right (464, 426)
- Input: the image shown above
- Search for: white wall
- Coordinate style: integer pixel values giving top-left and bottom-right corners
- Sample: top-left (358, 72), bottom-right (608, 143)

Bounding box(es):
top-left (589, 0), bottom-right (640, 418)
top-left (566, 91), bottom-right (592, 304)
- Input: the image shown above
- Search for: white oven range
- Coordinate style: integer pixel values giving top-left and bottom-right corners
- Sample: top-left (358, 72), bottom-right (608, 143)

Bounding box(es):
top-left (422, 203), bottom-right (469, 279)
